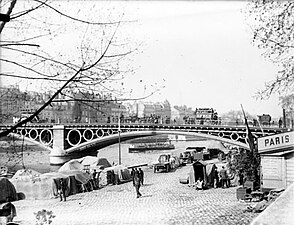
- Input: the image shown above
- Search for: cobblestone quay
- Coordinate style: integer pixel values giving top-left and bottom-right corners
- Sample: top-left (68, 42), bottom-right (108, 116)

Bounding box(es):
top-left (12, 165), bottom-right (257, 225)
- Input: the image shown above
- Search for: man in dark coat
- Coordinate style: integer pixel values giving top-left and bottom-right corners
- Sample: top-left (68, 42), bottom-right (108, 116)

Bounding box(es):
top-left (58, 178), bottom-right (66, 201)
top-left (133, 169), bottom-right (142, 198)
top-left (92, 169), bottom-right (97, 189)
top-left (212, 165), bottom-right (219, 188)
top-left (131, 168), bottom-right (135, 186)
top-left (219, 166), bottom-right (228, 188)
top-left (138, 168), bottom-right (144, 185)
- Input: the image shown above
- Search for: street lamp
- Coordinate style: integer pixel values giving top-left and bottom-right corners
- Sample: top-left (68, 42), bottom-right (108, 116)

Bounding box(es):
top-left (118, 115), bottom-right (121, 165)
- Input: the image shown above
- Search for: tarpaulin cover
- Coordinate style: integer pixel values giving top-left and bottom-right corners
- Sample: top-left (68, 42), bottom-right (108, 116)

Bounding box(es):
top-left (58, 160), bottom-right (84, 172)
top-left (12, 169), bottom-right (41, 182)
top-left (104, 165), bottom-right (131, 184)
top-left (10, 170), bottom-right (89, 200)
top-left (77, 156), bottom-right (98, 166)
top-left (97, 158), bottom-right (112, 168)
top-left (11, 170), bottom-right (69, 200)
top-left (0, 177), bottom-right (17, 203)
top-left (58, 170), bottom-right (90, 184)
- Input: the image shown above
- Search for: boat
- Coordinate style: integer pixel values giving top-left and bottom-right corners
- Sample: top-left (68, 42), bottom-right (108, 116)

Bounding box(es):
top-left (129, 142), bottom-right (175, 153)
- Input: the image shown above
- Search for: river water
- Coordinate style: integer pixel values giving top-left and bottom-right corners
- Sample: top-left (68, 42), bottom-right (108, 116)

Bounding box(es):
top-left (0, 139), bottom-right (208, 174)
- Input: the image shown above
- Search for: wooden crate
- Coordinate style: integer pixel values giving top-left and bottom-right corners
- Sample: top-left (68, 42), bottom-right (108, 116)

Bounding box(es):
top-left (236, 187), bottom-right (249, 200)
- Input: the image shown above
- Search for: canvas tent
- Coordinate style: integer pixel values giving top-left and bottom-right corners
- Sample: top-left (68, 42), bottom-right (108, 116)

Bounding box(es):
top-left (77, 156), bottom-right (112, 172)
top-left (58, 170), bottom-right (91, 185)
top-left (97, 158), bottom-right (112, 168)
top-left (76, 156), bottom-right (112, 169)
top-left (11, 170), bottom-right (55, 200)
top-left (77, 156), bottom-right (98, 167)
top-left (58, 160), bottom-right (84, 172)
top-left (62, 157), bottom-right (112, 172)
top-left (101, 165), bottom-right (131, 185)
top-left (10, 170), bottom-right (71, 200)
top-left (10, 168), bottom-right (91, 200)
top-left (0, 178), bottom-right (17, 203)
top-left (188, 161), bottom-right (218, 188)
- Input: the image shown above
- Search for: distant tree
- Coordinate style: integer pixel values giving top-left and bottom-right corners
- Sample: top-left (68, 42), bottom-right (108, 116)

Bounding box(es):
top-left (246, 1), bottom-right (294, 99)
top-left (221, 110), bottom-right (255, 124)
top-left (280, 94), bottom-right (294, 110)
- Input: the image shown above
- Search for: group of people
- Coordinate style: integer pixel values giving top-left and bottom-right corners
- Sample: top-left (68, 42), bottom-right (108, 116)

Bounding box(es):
top-left (218, 166), bottom-right (230, 188)
top-left (91, 169), bottom-right (101, 189)
top-left (194, 166), bottom-right (232, 191)
top-left (131, 168), bottom-right (144, 198)
top-left (212, 165), bottom-right (231, 188)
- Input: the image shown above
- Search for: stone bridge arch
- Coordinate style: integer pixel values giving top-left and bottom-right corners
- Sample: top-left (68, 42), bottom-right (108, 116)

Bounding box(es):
top-left (66, 130), bottom-right (250, 155)
top-left (1, 123), bottom-right (285, 165)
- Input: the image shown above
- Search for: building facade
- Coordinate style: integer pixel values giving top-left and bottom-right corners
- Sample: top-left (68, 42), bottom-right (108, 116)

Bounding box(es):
top-left (258, 131), bottom-right (294, 191)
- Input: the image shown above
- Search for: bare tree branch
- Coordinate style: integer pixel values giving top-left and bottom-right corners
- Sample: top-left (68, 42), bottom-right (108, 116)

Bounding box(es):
top-left (0, 21), bottom-right (121, 137)
top-left (10, 0), bottom-right (48, 19)
top-left (0, 43), bottom-right (40, 47)
top-left (34, 0), bottom-right (124, 25)
top-left (0, 0), bottom-right (17, 34)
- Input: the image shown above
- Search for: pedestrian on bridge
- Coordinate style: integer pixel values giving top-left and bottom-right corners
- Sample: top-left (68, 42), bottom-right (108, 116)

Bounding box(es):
top-left (279, 118), bottom-right (283, 128)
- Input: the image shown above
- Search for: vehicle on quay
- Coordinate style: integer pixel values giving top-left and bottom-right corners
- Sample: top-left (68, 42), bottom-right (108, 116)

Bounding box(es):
top-left (186, 146), bottom-right (211, 160)
top-left (179, 151), bottom-right (193, 165)
top-left (180, 147), bottom-right (210, 165)
top-left (153, 154), bottom-right (175, 173)
top-left (129, 142), bottom-right (175, 153)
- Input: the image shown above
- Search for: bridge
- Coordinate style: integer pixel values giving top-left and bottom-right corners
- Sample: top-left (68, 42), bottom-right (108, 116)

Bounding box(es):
top-left (0, 123), bottom-right (287, 165)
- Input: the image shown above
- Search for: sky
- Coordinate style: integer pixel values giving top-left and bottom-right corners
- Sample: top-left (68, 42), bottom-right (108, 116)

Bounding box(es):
top-left (1, 1), bottom-right (282, 118)
top-left (120, 1), bottom-right (281, 118)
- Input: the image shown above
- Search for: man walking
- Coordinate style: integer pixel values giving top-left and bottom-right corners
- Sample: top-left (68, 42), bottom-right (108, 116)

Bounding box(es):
top-left (133, 169), bottom-right (142, 198)
top-left (92, 169), bottom-right (97, 189)
top-left (58, 178), bottom-right (67, 201)
top-left (131, 168), bottom-right (135, 186)
top-left (138, 168), bottom-right (144, 185)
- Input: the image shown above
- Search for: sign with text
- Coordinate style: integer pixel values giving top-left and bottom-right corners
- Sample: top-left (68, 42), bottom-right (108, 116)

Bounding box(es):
top-left (258, 131), bottom-right (294, 153)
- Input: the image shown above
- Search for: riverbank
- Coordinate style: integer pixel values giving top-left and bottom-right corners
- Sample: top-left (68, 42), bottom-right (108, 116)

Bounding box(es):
top-left (11, 165), bottom-right (258, 225)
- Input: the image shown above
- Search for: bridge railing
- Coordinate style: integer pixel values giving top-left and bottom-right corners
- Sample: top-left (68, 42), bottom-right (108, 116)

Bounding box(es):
top-left (0, 119), bottom-right (282, 128)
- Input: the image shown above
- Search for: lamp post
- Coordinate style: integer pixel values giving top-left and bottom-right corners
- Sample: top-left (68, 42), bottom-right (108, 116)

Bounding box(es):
top-left (118, 115), bottom-right (121, 165)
